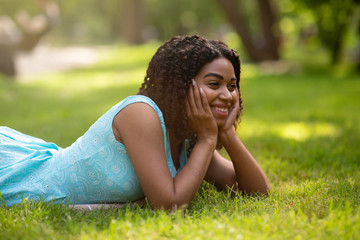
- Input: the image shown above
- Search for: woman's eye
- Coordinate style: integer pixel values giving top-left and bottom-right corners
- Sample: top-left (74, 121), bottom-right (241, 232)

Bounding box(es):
top-left (228, 84), bottom-right (237, 91)
top-left (208, 81), bottom-right (219, 88)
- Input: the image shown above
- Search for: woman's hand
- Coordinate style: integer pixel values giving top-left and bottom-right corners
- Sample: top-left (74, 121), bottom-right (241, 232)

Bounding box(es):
top-left (186, 80), bottom-right (218, 143)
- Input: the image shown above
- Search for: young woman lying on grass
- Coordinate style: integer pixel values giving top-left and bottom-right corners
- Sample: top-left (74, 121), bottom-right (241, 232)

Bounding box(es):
top-left (0, 35), bottom-right (270, 210)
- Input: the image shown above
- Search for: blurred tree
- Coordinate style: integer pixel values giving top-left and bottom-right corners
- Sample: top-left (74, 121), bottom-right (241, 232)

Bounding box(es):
top-left (121, 0), bottom-right (145, 44)
top-left (0, 0), bottom-right (59, 76)
top-left (297, 0), bottom-right (360, 64)
top-left (215, 0), bottom-right (280, 62)
top-left (2, 0), bottom-right (226, 44)
top-left (0, 0), bottom-right (37, 16)
top-left (145, 0), bottom-right (224, 40)
top-left (56, 0), bottom-right (111, 42)
top-left (56, 0), bottom-right (145, 44)
top-left (96, 0), bottom-right (145, 44)
top-left (16, 0), bottom-right (59, 51)
top-left (96, 0), bottom-right (122, 39)
top-left (0, 43), bottom-right (16, 76)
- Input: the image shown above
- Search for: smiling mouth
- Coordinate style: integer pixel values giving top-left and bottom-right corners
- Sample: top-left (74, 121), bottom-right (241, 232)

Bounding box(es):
top-left (212, 107), bottom-right (229, 113)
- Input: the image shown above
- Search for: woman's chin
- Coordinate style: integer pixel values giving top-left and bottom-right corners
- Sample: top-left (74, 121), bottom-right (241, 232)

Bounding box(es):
top-left (215, 120), bottom-right (226, 128)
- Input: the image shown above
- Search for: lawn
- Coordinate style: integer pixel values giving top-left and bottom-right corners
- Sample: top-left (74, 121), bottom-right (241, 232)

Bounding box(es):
top-left (0, 43), bottom-right (359, 239)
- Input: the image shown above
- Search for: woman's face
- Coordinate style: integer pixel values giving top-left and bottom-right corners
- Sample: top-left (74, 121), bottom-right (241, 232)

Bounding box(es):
top-left (193, 57), bottom-right (238, 127)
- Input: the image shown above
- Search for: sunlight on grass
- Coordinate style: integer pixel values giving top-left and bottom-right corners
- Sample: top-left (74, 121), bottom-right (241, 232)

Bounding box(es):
top-left (277, 122), bottom-right (339, 141)
top-left (241, 120), bottom-right (340, 141)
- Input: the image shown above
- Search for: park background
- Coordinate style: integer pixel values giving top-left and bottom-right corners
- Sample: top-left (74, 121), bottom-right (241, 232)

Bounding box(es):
top-left (0, 0), bottom-right (360, 239)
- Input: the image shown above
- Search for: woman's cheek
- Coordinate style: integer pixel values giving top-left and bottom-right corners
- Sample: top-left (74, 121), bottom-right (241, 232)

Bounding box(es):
top-left (231, 92), bottom-right (237, 104)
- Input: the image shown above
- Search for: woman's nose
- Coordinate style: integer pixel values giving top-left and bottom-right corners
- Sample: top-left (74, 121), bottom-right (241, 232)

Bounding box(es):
top-left (219, 87), bottom-right (232, 101)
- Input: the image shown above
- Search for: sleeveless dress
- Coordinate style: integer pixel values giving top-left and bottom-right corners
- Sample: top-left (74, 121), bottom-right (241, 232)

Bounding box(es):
top-left (0, 95), bottom-right (189, 207)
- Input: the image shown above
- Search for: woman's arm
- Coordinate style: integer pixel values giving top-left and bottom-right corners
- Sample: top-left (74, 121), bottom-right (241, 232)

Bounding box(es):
top-left (113, 82), bottom-right (218, 210)
top-left (218, 131), bottom-right (270, 195)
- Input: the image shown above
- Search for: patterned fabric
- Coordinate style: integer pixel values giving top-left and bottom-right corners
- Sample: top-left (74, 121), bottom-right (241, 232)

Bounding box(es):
top-left (0, 95), bottom-right (188, 207)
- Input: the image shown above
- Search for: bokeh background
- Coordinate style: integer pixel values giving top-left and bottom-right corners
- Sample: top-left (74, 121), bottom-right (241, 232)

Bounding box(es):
top-left (1, 2), bottom-right (360, 239)
top-left (0, 0), bottom-right (359, 78)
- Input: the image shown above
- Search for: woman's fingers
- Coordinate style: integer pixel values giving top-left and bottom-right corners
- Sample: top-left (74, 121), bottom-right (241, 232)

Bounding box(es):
top-left (186, 79), bottom-right (218, 140)
top-left (189, 79), bottom-right (212, 116)
top-left (199, 87), bottom-right (212, 114)
top-left (187, 81), bottom-right (197, 114)
top-left (192, 80), bottom-right (203, 112)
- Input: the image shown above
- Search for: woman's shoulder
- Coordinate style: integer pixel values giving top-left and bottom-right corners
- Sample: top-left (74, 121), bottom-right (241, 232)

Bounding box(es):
top-left (115, 95), bottom-right (162, 117)
top-left (119, 95), bottom-right (156, 106)
top-left (113, 95), bottom-right (165, 133)
top-left (112, 95), bottom-right (166, 145)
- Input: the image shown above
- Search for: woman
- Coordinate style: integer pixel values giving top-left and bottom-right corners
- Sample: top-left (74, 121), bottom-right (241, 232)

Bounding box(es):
top-left (0, 35), bottom-right (270, 210)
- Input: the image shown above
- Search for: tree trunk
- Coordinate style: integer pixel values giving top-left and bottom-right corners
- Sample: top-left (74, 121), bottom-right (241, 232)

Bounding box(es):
top-left (330, 23), bottom-right (346, 65)
top-left (215, 0), bottom-right (262, 61)
top-left (256, 0), bottom-right (279, 60)
top-left (0, 43), bottom-right (16, 77)
top-left (215, 0), bottom-right (280, 62)
top-left (15, 0), bottom-right (59, 51)
top-left (121, 0), bottom-right (145, 45)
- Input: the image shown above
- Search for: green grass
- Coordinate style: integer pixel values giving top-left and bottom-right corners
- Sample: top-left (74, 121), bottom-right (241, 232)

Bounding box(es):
top-left (1, 43), bottom-right (359, 239)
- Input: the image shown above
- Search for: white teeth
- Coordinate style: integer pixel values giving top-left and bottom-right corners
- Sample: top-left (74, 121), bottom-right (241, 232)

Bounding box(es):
top-left (213, 107), bottom-right (228, 113)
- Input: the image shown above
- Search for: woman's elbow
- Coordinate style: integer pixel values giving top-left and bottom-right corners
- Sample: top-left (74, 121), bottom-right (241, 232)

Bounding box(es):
top-left (149, 201), bottom-right (189, 211)
top-left (239, 182), bottom-right (271, 197)
top-left (147, 195), bottom-right (191, 210)
top-left (258, 186), bottom-right (271, 196)
top-left (255, 183), bottom-right (271, 196)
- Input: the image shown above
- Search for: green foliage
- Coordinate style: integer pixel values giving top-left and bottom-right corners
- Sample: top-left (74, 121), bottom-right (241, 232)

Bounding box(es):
top-left (0, 0), bottom-right (226, 43)
top-left (293, 0), bottom-right (359, 63)
top-left (0, 43), bottom-right (360, 239)
top-left (145, 0), bottom-right (224, 39)
top-left (0, 0), bottom-right (37, 16)
top-left (1, 0), bottom-right (359, 67)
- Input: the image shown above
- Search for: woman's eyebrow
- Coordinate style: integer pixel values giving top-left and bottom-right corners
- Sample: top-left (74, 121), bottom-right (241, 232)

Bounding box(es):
top-left (204, 72), bottom-right (237, 81)
top-left (204, 72), bottom-right (224, 79)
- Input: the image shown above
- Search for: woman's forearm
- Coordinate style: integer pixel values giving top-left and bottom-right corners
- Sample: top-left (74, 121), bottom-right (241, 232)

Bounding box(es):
top-left (220, 129), bottom-right (270, 195)
top-left (152, 138), bottom-right (216, 210)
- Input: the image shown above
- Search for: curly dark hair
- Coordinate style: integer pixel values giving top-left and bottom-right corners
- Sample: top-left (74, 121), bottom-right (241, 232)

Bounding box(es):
top-left (138, 35), bottom-right (243, 147)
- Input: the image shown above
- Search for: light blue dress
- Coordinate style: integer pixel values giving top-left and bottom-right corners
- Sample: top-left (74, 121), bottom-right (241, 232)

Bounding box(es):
top-left (0, 95), bottom-right (189, 207)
